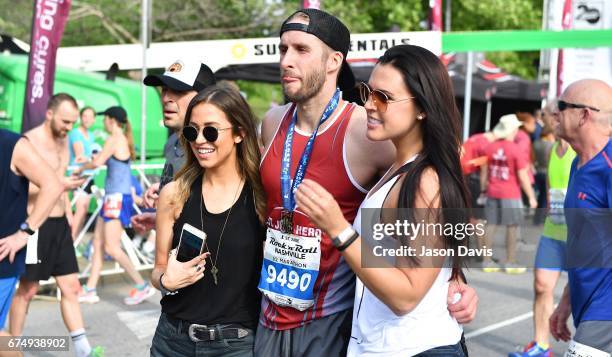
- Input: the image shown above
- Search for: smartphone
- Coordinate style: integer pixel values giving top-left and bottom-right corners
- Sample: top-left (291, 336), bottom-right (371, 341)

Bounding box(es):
top-left (176, 223), bottom-right (207, 262)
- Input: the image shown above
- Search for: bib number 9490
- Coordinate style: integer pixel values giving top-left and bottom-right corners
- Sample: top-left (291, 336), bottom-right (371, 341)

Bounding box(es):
top-left (265, 265), bottom-right (311, 292)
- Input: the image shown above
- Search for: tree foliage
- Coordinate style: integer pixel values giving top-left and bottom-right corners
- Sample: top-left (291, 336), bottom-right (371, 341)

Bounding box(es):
top-left (450, 0), bottom-right (544, 78)
top-left (0, 0), bottom-right (545, 100)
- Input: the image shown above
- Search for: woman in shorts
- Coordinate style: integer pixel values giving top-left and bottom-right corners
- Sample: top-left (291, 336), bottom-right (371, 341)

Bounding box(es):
top-left (76, 106), bottom-right (154, 305)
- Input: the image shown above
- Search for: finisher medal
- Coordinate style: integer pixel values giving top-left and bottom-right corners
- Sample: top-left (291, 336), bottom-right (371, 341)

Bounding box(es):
top-left (281, 209), bottom-right (294, 234)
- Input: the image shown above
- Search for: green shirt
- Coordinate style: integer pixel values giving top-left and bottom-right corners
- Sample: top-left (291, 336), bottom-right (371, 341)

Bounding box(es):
top-left (542, 142), bottom-right (576, 241)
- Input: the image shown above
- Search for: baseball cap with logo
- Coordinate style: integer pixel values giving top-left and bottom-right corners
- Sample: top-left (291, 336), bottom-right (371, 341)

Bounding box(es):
top-left (144, 59), bottom-right (216, 92)
top-left (97, 106), bottom-right (128, 123)
top-left (280, 8), bottom-right (355, 91)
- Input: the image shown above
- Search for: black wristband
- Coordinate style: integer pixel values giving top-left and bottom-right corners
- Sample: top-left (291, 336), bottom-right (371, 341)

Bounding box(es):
top-left (338, 231), bottom-right (359, 252)
top-left (159, 273), bottom-right (178, 296)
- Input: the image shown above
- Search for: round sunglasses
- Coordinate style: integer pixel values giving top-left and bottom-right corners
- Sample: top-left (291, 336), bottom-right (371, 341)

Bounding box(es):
top-left (182, 125), bottom-right (233, 143)
top-left (358, 82), bottom-right (415, 113)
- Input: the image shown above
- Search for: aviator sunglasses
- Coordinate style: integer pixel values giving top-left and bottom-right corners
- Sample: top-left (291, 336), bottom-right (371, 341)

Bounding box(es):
top-left (182, 125), bottom-right (233, 143)
top-left (557, 100), bottom-right (600, 113)
top-left (358, 82), bottom-right (415, 113)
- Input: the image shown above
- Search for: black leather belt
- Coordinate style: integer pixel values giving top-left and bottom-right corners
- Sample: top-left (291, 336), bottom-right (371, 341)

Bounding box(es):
top-left (166, 315), bottom-right (250, 343)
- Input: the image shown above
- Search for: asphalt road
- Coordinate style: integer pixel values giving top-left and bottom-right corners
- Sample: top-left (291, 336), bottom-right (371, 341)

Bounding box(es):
top-left (20, 223), bottom-right (572, 356)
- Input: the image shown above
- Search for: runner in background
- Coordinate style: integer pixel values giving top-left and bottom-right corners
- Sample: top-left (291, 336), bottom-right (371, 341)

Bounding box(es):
top-left (76, 106), bottom-right (154, 306)
top-left (510, 103), bottom-right (576, 357)
top-left (0, 129), bottom-right (63, 356)
top-left (8, 93), bottom-right (102, 357)
top-left (532, 122), bottom-right (555, 225)
top-left (549, 79), bottom-right (612, 355)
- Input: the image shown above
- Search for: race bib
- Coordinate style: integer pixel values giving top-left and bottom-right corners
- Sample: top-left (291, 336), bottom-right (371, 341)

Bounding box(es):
top-left (103, 193), bottom-right (123, 219)
top-left (565, 340), bottom-right (610, 357)
top-left (258, 227), bottom-right (321, 311)
top-left (25, 230), bottom-right (39, 265)
top-left (549, 188), bottom-right (566, 225)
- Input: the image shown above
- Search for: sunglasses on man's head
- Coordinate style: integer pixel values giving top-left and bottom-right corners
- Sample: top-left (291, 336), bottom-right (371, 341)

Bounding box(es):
top-left (182, 125), bottom-right (233, 143)
top-left (357, 82), bottom-right (415, 113)
top-left (557, 100), bottom-right (600, 113)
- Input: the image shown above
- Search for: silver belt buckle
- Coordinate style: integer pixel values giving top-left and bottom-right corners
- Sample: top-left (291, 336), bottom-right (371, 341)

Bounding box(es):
top-left (188, 324), bottom-right (215, 342)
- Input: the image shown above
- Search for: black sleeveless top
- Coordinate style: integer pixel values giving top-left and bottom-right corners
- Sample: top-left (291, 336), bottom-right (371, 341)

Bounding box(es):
top-left (161, 175), bottom-right (265, 328)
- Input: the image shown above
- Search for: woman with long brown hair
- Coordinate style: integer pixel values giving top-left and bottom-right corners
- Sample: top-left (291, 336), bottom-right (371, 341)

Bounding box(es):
top-left (76, 106), bottom-right (155, 305)
top-left (296, 45), bottom-right (470, 356)
top-left (150, 84), bottom-right (266, 356)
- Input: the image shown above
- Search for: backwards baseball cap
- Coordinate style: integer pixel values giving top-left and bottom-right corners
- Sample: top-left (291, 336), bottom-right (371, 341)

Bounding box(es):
top-left (97, 106), bottom-right (127, 123)
top-left (143, 59), bottom-right (216, 92)
top-left (280, 8), bottom-right (355, 91)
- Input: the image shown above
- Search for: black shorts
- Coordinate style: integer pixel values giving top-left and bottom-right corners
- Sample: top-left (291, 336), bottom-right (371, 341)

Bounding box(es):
top-left (23, 216), bottom-right (79, 281)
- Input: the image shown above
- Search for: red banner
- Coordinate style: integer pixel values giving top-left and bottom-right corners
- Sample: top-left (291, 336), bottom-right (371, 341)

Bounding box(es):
top-left (21, 0), bottom-right (72, 132)
top-left (428, 0), bottom-right (443, 31)
top-left (302, 0), bottom-right (321, 9)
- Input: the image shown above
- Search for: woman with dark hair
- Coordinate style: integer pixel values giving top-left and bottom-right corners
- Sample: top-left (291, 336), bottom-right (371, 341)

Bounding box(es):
top-left (76, 106), bottom-right (155, 305)
top-left (296, 44), bottom-right (469, 356)
top-left (150, 84), bottom-right (266, 356)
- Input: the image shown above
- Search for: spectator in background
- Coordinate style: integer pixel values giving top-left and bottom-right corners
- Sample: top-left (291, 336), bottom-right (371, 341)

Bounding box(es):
top-left (531, 109), bottom-right (544, 142)
top-left (461, 129), bottom-right (497, 221)
top-left (69, 106), bottom-right (97, 240)
top-left (129, 175), bottom-right (156, 261)
top-left (479, 114), bottom-right (537, 274)
top-left (532, 120), bottom-right (556, 225)
top-left (516, 112), bottom-right (536, 184)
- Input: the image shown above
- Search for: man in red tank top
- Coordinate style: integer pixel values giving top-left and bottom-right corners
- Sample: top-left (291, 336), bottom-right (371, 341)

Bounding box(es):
top-left (255, 9), bottom-right (479, 356)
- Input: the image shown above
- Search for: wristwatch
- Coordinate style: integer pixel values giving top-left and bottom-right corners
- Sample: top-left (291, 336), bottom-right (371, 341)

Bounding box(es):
top-left (19, 222), bottom-right (35, 236)
top-left (159, 273), bottom-right (178, 296)
top-left (332, 226), bottom-right (359, 251)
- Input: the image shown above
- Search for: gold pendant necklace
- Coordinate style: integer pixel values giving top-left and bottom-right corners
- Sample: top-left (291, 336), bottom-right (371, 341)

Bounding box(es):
top-left (200, 178), bottom-right (243, 286)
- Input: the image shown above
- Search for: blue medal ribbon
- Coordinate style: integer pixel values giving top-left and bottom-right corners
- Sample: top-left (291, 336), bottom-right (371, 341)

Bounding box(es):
top-left (281, 88), bottom-right (341, 211)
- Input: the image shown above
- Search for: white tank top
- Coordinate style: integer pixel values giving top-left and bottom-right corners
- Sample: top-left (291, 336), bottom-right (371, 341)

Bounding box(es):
top-left (348, 157), bottom-right (463, 357)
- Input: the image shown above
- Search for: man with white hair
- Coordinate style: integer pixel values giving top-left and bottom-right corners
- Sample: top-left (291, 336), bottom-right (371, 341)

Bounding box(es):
top-left (549, 79), bottom-right (612, 354)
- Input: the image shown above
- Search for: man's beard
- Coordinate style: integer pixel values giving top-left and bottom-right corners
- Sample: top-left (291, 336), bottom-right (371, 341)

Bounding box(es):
top-left (283, 66), bottom-right (326, 103)
top-left (51, 121), bottom-right (66, 138)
